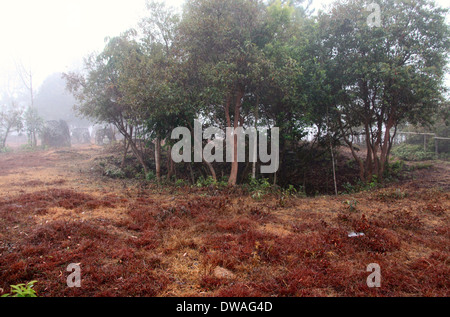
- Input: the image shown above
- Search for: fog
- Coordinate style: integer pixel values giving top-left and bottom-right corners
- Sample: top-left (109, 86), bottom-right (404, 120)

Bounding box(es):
top-left (0, 0), bottom-right (189, 127)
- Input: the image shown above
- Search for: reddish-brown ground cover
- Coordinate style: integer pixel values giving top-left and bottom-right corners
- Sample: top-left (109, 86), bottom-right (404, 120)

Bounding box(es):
top-left (0, 145), bottom-right (448, 297)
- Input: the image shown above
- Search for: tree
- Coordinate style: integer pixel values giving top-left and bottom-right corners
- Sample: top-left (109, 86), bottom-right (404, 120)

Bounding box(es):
top-left (259, 0), bottom-right (318, 185)
top-left (178, 0), bottom-right (274, 185)
top-left (15, 60), bottom-right (41, 147)
top-left (0, 102), bottom-right (23, 149)
top-left (64, 2), bottom-right (184, 182)
top-left (15, 60), bottom-right (34, 109)
top-left (23, 107), bottom-right (43, 147)
top-left (133, 0), bottom-right (186, 182)
top-left (320, 0), bottom-right (450, 181)
top-left (64, 34), bottom-right (152, 175)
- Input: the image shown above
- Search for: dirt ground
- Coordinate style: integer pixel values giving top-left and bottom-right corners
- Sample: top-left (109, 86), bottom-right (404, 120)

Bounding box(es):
top-left (0, 145), bottom-right (448, 297)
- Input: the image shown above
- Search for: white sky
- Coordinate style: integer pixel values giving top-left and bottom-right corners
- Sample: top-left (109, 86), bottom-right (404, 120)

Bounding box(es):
top-left (0, 0), bottom-right (185, 92)
top-left (0, 0), bottom-right (448, 94)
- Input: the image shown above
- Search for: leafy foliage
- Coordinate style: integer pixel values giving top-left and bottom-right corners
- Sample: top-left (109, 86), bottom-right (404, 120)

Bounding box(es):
top-left (1, 281), bottom-right (38, 297)
top-left (0, 103), bottom-right (23, 149)
top-left (61, 0), bottom-right (449, 190)
top-left (391, 144), bottom-right (436, 161)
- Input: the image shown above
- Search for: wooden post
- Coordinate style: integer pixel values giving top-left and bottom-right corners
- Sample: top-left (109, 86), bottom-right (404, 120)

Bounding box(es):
top-left (434, 137), bottom-right (450, 157)
top-left (331, 144), bottom-right (338, 196)
top-left (435, 138), bottom-right (438, 156)
top-left (327, 108), bottom-right (338, 196)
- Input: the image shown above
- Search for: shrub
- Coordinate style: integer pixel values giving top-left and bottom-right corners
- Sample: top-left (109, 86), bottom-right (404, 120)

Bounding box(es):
top-left (413, 162), bottom-right (434, 170)
top-left (391, 144), bottom-right (435, 161)
top-left (195, 176), bottom-right (228, 188)
top-left (0, 146), bottom-right (12, 153)
top-left (343, 199), bottom-right (359, 212)
top-left (375, 188), bottom-right (409, 201)
top-left (175, 178), bottom-right (188, 187)
top-left (104, 166), bottom-right (125, 179)
top-left (146, 171), bottom-right (156, 181)
top-left (389, 160), bottom-right (406, 173)
top-left (246, 177), bottom-right (271, 200)
top-left (342, 178), bottom-right (377, 194)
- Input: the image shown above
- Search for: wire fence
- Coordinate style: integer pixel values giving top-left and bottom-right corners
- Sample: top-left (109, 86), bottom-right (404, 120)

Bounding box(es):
top-left (352, 131), bottom-right (450, 156)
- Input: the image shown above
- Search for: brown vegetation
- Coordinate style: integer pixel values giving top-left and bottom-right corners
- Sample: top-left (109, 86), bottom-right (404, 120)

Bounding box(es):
top-left (0, 145), bottom-right (448, 297)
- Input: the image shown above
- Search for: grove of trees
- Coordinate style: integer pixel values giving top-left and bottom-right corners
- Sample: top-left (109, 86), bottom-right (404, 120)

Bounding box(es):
top-left (0, 68), bottom-right (88, 151)
top-left (63, 0), bottom-right (450, 192)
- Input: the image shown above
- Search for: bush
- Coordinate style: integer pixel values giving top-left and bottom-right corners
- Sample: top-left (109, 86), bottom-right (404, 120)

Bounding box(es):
top-left (246, 177), bottom-right (271, 200)
top-left (375, 188), bottom-right (409, 201)
top-left (383, 160), bottom-right (408, 181)
top-left (195, 176), bottom-right (227, 188)
top-left (343, 199), bottom-right (359, 212)
top-left (0, 145), bottom-right (13, 153)
top-left (389, 160), bottom-right (406, 173)
top-left (278, 184), bottom-right (306, 206)
top-left (175, 178), bottom-right (188, 187)
top-left (413, 162), bottom-right (434, 170)
top-left (342, 178), bottom-right (378, 194)
top-left (391, 144), bottom-right (435, 161)
top-left (146, 171), bottom-right (156, 181)
top-left (196, 176), bottom-right (216, 187)
top-left (19, 143), bottom-right (44, 152)
top-left (104, 166), bottom-right (125, 179)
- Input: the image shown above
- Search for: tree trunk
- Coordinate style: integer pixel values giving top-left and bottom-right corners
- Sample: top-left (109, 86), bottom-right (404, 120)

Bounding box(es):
top-left (128, 136), bottom-right (148, 176)
top-left (339, 118), bottom-right (366, 182)
top-left (203, 158), bottom-right (217, 181)
top-left (378, 120), bottom-right (395, 182)
top-left (330, 144), bottom-right (338, 196)
top-left (228, 87), bottom-right (245, 186)
top-left (155, 136), bottom-right (161, 183)
top-left (121, 138), bottom-right (130, 168)
top-left (188, 162), bottom-right (195, 184)
top-left (364, 123), bottom-right (373, 181)
top-left (1, 126), bottom-right (10, 148)
top-left (121, 125), bottom-right (132, 168)
top-left (113, 119), bottom-right (148, 176)
top-left (167, 145), bottom-right (175, 180)
top-left (252, 95), bottom-right (259, 179)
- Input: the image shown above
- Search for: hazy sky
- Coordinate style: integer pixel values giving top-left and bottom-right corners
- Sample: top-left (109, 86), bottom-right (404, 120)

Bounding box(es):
top-left (0, 0), bottom-right (448, 94)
